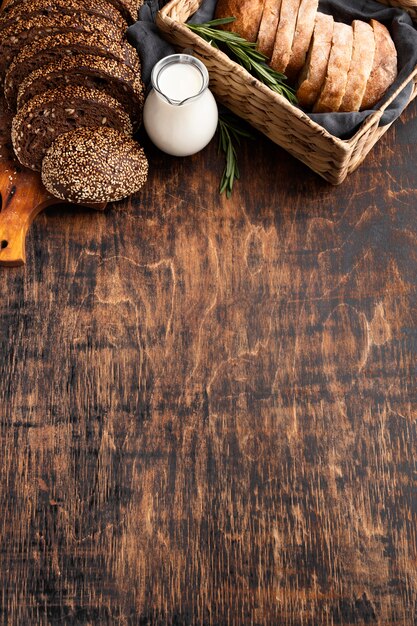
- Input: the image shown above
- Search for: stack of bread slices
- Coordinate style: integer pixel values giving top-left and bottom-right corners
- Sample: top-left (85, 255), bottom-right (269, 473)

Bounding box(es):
top-left (1, 0), bottom-right (148, 203)
top-left (215, 0), bottom-right (398, 113)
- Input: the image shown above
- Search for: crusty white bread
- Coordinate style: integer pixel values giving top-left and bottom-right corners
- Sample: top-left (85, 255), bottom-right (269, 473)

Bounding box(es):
top-left (257, 0), bottom-right (281, 59)
top-left (270, 0), bottom-right (301, 74)
top-left (339, 20), bottom-right (375, 112)
top-left (361, 19), bottom-right (397, 110)
top-left (286, 0), bottom-right (319, 80)
top-left (215, 0), bottom-right (265, 43)
top-left (313, 21), bottom-right (353, 113)
top-left (296, 13), bottom-right (333, 109)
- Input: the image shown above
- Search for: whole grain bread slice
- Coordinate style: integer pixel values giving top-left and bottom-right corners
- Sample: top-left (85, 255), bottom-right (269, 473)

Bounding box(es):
top-left (3, 0), bottom-right (143, 22)
top-left (215, 0), bottom-right (265, 43)
top-left (257, 0), bottom-right (281, 59)
top-left (339, 20), bottom-right (375, 112)
top-left (12, 85), bottom-right (132, 171)
top-left (18, 55), bottom-right (144, 127)
top-left (313, 21), bottom-right (353, 113)
top-left (270, 0), bottom-right (302, 74)
top-left (296, 13), bottom-right (333, 109)
top-left (286, 0), bottom-right (319, 80)
top-left (0, 13), bottom-right (125, 79)
top-left (5, 32), bottom-right (139, 108)
top-left (0, 0), bottom-right (127, 33)
top-left (361, 19), bottom-right (397, 110)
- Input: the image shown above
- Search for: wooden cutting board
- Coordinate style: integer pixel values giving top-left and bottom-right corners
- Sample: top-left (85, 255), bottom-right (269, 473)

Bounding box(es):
top-left (0, 96), bottom-right (107, 267)
top-left (0, 0), bottom-right (107, 267)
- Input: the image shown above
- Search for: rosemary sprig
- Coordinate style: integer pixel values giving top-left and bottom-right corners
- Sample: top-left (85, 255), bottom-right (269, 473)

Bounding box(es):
top-left (217, 112), bottom-right (254, 198)
top-left (187, 17), bottom-right (297, 104)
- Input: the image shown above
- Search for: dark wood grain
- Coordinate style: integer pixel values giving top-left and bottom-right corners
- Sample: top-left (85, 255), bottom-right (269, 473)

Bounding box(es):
top-left (1, 100), bottom-right (417, 625)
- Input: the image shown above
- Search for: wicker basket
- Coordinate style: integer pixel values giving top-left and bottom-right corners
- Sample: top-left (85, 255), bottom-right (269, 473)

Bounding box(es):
top-left (156, 0), bottom-right (417, 184)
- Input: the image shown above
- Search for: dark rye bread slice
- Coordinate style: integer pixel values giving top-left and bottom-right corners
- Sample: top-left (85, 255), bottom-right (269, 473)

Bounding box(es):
top-left (4, 0), bottom-right (143, 22)
top-left (5, 32), bottom-right (140, 107)
top-left (42, 127), bottom-right (149, 203)
top-left (17, 55), bottom-right (144, 127)
top-left (0, 12), bottom-right (125, 79)
top-left (12, 85), bottom-right (132, 171)
top-left (0, 0), bottom-right (127, 34)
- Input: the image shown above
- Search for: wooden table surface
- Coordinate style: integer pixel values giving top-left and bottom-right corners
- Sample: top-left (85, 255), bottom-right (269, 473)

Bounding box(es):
top-left (1, 100), bottom-right (417, 625)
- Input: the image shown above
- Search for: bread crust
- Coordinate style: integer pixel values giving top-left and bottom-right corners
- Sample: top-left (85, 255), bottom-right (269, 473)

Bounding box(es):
top-left (296, 13), bottom-right (333, 109)
top-left (41, 128), bottom-right (148, 203)
top-left (361, 19), bottom-right (397, 110)
top-left (286, 0), bottom-right (319, 79)
top-left (257, 0), bottom-right (281, 59)
top-left (313, 21), bottom-right (353, 113)
top-left (215, 0), bottom-right (265, 43)
top-left (339, 20), bottom-right (375, 112)
top-left (270, 0), bottom-right (301, 74)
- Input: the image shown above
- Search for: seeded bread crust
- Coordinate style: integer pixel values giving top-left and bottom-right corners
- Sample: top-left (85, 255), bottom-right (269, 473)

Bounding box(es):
top-left (296, 13), bottom-right (333, 109)
top-left (42, 127), bottom-right (148, 203)
top-left (361, 19), bottom-right (397, 110)
top-left (0, 12), bottom-right (125, 79)
top-left (286, 0), bottom-right (319, 79)
top-left (0, 0), bottom-right (127, 34)
top-left (12, 85), bottom-right (132, 171)
top-left (17, 55), bottom-right (144, 127)
top-left (104, 0), bottom-right (144, 23)
top-left (257, 0), bottom-right (281, 59)
top-left (215, 0), bottom-right (265, 43)
top-left (5, 32), bottom-right (139, 107)
top-left (340, 20), bottom-right (375, 112)
top-left (313, 21), bottom-right (353, 113)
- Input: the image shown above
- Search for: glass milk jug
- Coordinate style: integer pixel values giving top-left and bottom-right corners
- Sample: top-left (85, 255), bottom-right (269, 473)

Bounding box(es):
top-left (143, 54), bottom-right (219, 157)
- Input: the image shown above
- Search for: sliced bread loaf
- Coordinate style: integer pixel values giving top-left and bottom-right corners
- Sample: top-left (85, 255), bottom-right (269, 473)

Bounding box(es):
top-left (296, 13), bottom-right (333, 109)
top-left (5, 32), bottom-right (139, 107)
top-left (285, 0), bottom-right (319, 79)
top-left (17, 55), bottom-right (144, 126)
top-left (257, 0), bottom-right (281, 59)
top-left (42, 127), bottom-right (148, 203)
top-left (313, 21), bottom-right (354, 113)
top-left (11, 85), bottom-right (132, 171)
top-left (361, 19), bottom-right (397, 110)
top-left (270, 0), bottom-right (301, 74)
top-left (215, 0), bottom-right (265, 43)
top-left (0, 13), bottom-right (125, 79)
top-left (339, 20), bottom-right (375, 112)
top-left (0, 0), bottom-right (127, 34)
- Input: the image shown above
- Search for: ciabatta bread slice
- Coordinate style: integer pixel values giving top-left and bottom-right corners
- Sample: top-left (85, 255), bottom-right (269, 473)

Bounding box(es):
top-left (215, 0), bottom-right (265, 43)
top-left (339, 20), bottom-right (375, 112)
top-left (313, 21), bottom-right (353, 113)
top-left (361, 19), bottom-right (397, 110)
top-left (257, 0), bottom-right (281, 59)
top-left (296, 13), bottom-right (333, 109)
top-left (270, 0), bottom-right (301, 74)
top-left (286, 0), bottom-right (319, 80)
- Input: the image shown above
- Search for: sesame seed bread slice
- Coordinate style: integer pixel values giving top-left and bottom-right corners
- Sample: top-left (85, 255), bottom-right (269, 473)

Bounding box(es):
top-left (41, 127), bottom-right (148, 203)
top-left (270, 0), bottom-right (301, 74)
top-left (361, 19), bottom-right (397, 110)
top-left (215, 0), bottom-right (265, 43)
top-left (339, 20), bottom-right (375, 112)
top-left (313, 21), bottom-right (353, 113)
top-left (5, 32), bottom-right (140, 107)
top-left (0, 13), bottom-right (125, 79)
top-left (12, 85), bottom-right (132, 171)
top-left (296, 13), bottom-right (333, 109)
top-left (257, 0), bottom-right (281, 59)
top-left (3, 0), bottom-right (143, 21)
top-left (17, 55), bottom-right (144, 127)
top-left (0, 0), bottom-right (127, 34)
top-left (286, 0), bottom-right (319, 80)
